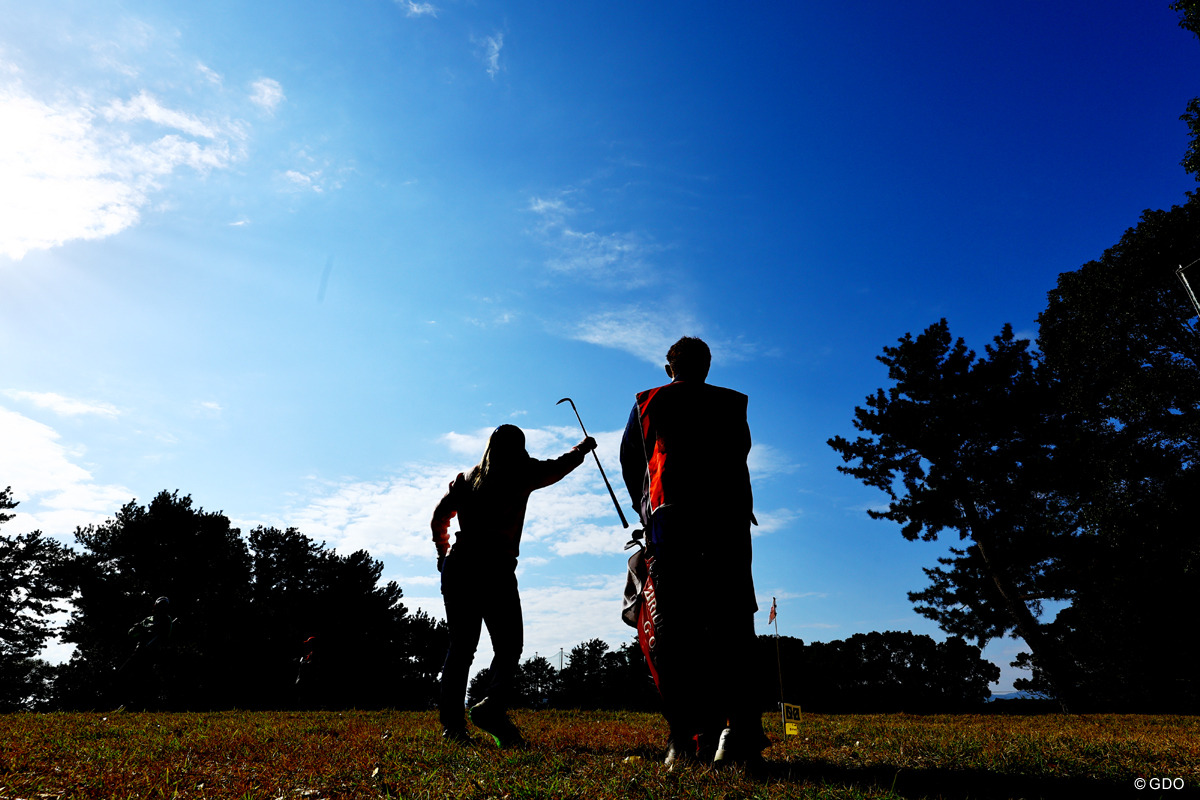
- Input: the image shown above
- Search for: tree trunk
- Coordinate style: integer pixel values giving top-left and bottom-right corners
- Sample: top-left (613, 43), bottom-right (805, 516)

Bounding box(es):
top-left (963, 501), bottom-right (1077, 712)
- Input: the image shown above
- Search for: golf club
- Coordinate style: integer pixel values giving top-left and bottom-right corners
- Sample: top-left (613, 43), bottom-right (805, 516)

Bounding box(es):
top-left (557, 397), bottom-right (629, 528)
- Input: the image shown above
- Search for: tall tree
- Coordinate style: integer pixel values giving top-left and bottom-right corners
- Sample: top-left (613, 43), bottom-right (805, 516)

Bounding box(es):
top-left (1171, 1), bottom-right (1200, 179)
top-left (247, 525), bottom-right (443, 709)
top-left (558, 638), bottom-right (614, 708)
top-left (512, 654), bottom-right (559, 708)
top-left (828, 322), bottom-right (1083, 706)
top-left (57, 491), bottom-right (253, 710)
top-left (0, 487), bottom-right (70, 710)
top-left (1036, 196), bottom-right (1200, 710)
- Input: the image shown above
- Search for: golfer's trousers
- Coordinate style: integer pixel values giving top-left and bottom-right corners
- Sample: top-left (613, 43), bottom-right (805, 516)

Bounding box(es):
top-left (439, 547), bottom-right (523, 725)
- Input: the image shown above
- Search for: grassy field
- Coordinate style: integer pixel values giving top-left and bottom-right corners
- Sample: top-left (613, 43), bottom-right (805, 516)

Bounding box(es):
top-left (1, 709), bottom-right (1198, 799)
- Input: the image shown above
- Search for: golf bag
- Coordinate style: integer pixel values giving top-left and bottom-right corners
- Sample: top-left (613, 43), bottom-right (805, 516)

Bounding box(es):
top-left (622, 529), bottom-right (662, 690)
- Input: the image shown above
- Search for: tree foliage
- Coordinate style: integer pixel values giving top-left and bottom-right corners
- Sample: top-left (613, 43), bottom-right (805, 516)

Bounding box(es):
top-left (0, 488), bottom-right (71, 710)
top-left (50, 491), bottom-right (447, 711)
top-left (246, 525), bottom-right (446, 710)
top-left (1171, 2), bottom-right (1200, 179)
top-left (829, 193), bottom-right (1200, 710)
top-left (828, 322), bottom-right (1082, 705)
top-left (56, 491), bottom-right (253, 709)
top-left (1034, 196), bottom-right (1200, 710)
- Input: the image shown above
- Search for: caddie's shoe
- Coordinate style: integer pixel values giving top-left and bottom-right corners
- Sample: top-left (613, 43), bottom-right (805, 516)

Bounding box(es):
top-left (713, 727), bottom-right (765, 769)
top-left (468, 699), bottom-right (527, 749)
top-left (664, 739), bottom-right (696, 771)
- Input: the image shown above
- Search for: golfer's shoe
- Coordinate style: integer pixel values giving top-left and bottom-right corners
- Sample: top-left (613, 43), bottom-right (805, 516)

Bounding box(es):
top-left (468, 699), bottom-right (526, 749)
top-left (712, 727), bottom-right (768, 768)
top-left (441, 726), bottom-right (474, 745)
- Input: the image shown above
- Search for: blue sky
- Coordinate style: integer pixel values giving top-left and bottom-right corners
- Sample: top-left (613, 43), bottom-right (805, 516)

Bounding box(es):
top-left (2, 0), bottom-right (1197, 693)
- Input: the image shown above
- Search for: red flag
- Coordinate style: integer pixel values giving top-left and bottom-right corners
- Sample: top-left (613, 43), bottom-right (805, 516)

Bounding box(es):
top-left (768, 597), bottom-right (777, 625)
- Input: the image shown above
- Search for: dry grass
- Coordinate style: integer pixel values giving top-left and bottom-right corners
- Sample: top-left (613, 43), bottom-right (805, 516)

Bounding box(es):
top-left (1, 709), bottom-right (1197, 799)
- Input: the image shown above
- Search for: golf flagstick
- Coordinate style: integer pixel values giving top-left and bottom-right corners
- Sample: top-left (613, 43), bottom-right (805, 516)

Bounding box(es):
top-left (557, 397), bottom-right (629, 528)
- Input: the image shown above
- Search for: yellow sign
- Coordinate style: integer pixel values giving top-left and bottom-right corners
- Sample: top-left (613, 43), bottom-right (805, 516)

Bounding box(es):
top-left (783, 702), bottom-right (801, 735)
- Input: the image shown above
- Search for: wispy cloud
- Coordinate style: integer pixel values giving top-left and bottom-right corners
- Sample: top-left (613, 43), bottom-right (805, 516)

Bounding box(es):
top-left (3, 390), bottom-right (120, 419)
top-left (197, 62), bottom-right (223, 87)
top-left (569, 305), bottom-right (759, 368)
top-left (482, 33), bottom-right (504, 79)
top-left (395, 0), bottom-right (437, 18)
top-left (283, 169), bottom-right (324, 193)
top-left (569, 306), bottom-right (701, 366)
top-left (747, 441), bottom-right (799, 480)
top-left (752, 507), bottom-right (801, 536)
top-left (550, 229), bottom-right (653, 283)
top-left (248, 78), bottom-right (285, 113)
top-left (281, 147), bottom-right (348, 194)
top-left (103, 90), bottom-right (220, 138)
top-left (527, 194), bottom-right (660, 288)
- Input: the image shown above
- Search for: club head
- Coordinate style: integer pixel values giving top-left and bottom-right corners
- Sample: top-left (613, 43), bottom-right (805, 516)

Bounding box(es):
top-left (556, 397), bottom-right (573, 406)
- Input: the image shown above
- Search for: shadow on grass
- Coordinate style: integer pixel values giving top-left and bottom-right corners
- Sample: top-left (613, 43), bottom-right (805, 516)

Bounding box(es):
top-left (755, 760), bottom-right (1193, 800)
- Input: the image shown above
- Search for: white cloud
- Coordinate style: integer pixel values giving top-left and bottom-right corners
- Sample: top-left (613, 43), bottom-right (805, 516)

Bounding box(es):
top-left (395, 0), bottom-right (437, 17)
top-left (570, 306), bottom-right (701, 366)
top-left (747, 441), bottom-right (798, 480)
top-left (483, 33), bottom-right (504, 79)
top-left (439, 429), bottom-right (491, 458)
top-left (0, 406), bottom-right (131, 537)
top-left (527, 193), bottom-right (658, 288)
top-left (549, 229), bottom-right (653, 283)
top-left (284, 170), bottom-right (317, 191)
top-left (570, 305), bottom-right (759, 368)
top-left (282, 168), bottom-right (337, 194)
top-left (284, 474), bottom-right (443, 560)
top-left (103, 90), bottom-right (219, 138)
top-left (197, 62), bottom-right (223, 87)
top-left (0, 77), bottom-right (245, 261)
top-left (752, 507), bottom-right (800, 536)
top-left (248, 78), bottom-right (285, 113)
top-left (528, 196), bottom-right (572, 219)
top-left (2, 391), bottom-right (120, 419)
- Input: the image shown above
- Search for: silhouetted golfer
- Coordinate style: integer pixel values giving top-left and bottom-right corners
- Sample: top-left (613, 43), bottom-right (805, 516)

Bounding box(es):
top-left (619, 336), bottom-right (768, 767)
top-left (431, 424), bottom-right (595, 747)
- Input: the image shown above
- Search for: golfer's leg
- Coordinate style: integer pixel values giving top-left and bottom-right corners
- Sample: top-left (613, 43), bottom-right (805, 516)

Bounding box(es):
top-left (440, 557), bottom-right (485, 728)
top-left (481, 567), bottom-right (523, 707)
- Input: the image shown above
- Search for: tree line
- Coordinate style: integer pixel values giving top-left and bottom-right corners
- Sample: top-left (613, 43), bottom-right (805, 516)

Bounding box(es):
top-left (2, 487), bottom-right (1002, 713)
top-left (828, 2), bottom-right (1200, 713)
top-left (1, 488), bottom-right (450, 711)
